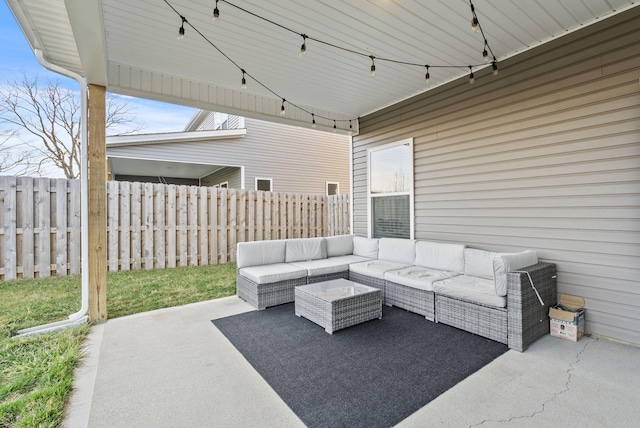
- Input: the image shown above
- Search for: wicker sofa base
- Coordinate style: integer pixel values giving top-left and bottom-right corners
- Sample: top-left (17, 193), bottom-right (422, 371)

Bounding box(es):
top-left (308, 270), bottom-right (350, 284)
top-left (434, 262), bottom-right (557, 351)
top-left (436, 295), bottom-right (508, 344)
top-left (506, 262), bottom-right (558, 351)
top-left (236, 274), bottom-right (307, 310)
top-left (385, 280), bottom-right (435, 321)
top-left (348, 271), bottom-right (386, 300)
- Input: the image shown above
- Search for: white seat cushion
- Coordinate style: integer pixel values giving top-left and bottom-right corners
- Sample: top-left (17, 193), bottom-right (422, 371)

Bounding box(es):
top-left (384, 266), bottom-right (460, 291)
top-left (349, 260), bottom-right (412, 280)
top-left (493, 250), bottom-right (538, 297)
top-left (236, 240), bottom-right (286, 269)
top-left (433, 275), bottom-right (506, 308)
top-left (378, 238), bottom-right (416, 265)
top-left (328, 255), bottom-right (373, 265)
top-left (415, 241), bottom-right (465, 273)
top-left (289, 258), bottom-right (350, 277)
top-left (285, 237), bottom-right (327, 262)
top-left (239, 263), bottom-right (307, 285)
top-left (325, 235), bottom-right (353, 257)
top-left (353, 236), bottom-right (379, 259)
top-left (464, 248), bottom-right (501, 280)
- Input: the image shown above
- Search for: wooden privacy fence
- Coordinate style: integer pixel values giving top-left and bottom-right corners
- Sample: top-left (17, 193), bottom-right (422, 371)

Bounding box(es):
top-left (0, 176), bottom-right (350, 280)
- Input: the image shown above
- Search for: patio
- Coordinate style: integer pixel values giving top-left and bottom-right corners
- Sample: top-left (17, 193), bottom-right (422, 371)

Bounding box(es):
top-left (65, 296), bottom-right (640, 427)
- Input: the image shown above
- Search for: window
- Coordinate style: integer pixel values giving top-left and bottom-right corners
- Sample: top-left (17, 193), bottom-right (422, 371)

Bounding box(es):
top-left (326, 182), bottom-right (339, 196)
top-left (368, 139), bottom-right (413, 239)
top-left (255, 178), bottom-right (272, 191)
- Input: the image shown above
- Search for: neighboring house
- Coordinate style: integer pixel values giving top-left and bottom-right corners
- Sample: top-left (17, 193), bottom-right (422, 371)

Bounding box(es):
top-left (106, 111), bottom-right (350, 195)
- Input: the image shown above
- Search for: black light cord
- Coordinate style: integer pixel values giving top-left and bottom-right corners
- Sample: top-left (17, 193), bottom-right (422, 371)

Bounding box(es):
top-left (163, 0), bottom-right (499, 130)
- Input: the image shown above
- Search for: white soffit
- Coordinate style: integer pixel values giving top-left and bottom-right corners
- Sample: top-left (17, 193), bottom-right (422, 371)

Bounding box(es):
top-left (7, 0), bottom-right (639, 133)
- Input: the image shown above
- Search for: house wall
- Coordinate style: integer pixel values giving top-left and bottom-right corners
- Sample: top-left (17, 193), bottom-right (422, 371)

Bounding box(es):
top-left (107, 117), bottom-right (350, 195)
top-left (201, 167), bottom-right (242, 188)
top-left (352, 8), bottom-right (640, 344)
top-left (111, 174), bottom-right (198, 186)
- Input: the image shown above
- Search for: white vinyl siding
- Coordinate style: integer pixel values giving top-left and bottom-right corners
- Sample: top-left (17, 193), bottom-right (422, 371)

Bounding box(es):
top-left (352, 10), bottom-right (640, 345)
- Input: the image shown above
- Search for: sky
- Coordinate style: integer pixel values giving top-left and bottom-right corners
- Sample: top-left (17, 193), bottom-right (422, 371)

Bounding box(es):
top-left (0, 2), bottom-right (197, 177)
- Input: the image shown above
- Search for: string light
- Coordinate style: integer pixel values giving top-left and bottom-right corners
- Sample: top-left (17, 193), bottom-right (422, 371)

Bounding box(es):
top-left (470, 2), bottom-right (479, 32)
top-left (164, 0), bottom-right (500, 133)
top-left (178, 16), bottom-right (186, 40)
top-left (300, 34), bottom-right (307, 57)
top-left (213, 0), bottom-right (219, 21)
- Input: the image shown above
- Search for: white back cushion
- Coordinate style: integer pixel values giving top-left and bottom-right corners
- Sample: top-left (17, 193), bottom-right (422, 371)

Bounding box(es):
top-left (415, 241), bottom-right (466, 273)
top-left (378, 238), bottom-right (416, 265)
top-left (236, 240), bottom-right (286, 269)
top-left (285, 237), bottom-right (327, 262)
top-left (353, 236), bottom-right (379, 259)
top-left (325, 235), bottom-right (354, 257)
top-left (464, 248), bottom-right (500, 280)
top-left (493, 250), bottom-right (538, 297)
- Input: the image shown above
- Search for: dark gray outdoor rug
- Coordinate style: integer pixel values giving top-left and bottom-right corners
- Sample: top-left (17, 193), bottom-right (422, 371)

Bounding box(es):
top-left (212, 303), bottom-right (507, 428)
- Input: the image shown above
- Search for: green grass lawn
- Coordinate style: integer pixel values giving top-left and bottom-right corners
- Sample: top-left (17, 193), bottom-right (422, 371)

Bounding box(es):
top-left (0, 263), bottom-right (236, 427)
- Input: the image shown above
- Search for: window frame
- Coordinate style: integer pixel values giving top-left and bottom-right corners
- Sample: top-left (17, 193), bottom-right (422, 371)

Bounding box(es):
top-left (366, 138), bottom-right (414, 239)
top-left (326, 181), bottom-right (339, 196)
top-left (255, 177), bottom-right (273, 192)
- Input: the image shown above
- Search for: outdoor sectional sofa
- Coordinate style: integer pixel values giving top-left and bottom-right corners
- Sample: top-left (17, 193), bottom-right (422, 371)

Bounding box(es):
top-left (236, 235), bottom-right (557, 351)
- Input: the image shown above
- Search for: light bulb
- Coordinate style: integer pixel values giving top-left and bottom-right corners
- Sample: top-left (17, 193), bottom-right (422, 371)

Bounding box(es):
top-left (280, 99), bottom-right (286, 115)
top-left (312, 115), bottom-right (316, 128)
top-left (469, 66), bottom-right (475, 84)
top-left (471, 17), bottom-right (479, 33)
top-left (300, 35), bottom-right (307, 57)
top-left (483, 49), bottom-right (489, 63)
top-left (241, 77), bottom-right (247, 89)
top-left (213, 0), bottom-right (219, 21)
top-left (492, 61), bottom-right (499, 76)
top-left (425, 66), bottom-right (430, 85)
top-left (333, 121), bottom-right (337, 132)
top-left (370, 56), bottom-right (376, 77)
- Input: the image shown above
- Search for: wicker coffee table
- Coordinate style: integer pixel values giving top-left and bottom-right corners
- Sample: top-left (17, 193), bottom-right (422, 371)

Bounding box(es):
top-left (295, 278), bottom-right (382, 334)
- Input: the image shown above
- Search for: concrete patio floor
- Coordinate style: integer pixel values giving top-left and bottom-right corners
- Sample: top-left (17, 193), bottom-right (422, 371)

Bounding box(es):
top-left (64, 296), bottom-right (640, 428)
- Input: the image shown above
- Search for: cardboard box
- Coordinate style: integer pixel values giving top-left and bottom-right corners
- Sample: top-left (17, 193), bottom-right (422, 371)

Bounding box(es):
top-left (549, 294), bottom-right (585, 342)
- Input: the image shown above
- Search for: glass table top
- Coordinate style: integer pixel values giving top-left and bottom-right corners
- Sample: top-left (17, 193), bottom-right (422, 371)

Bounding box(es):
top-left (298, 278), bottom-right (380, 302)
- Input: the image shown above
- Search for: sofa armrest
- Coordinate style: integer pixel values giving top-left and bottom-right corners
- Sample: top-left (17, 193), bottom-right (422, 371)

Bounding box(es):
top-left (506, 262), bottom-right (557, 352)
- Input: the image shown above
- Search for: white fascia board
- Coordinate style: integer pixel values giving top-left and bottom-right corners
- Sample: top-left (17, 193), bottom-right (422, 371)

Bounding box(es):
top-left (64, 0), bottom-right (108, 85)
top-left (106, 129), bottom-right (246, 147)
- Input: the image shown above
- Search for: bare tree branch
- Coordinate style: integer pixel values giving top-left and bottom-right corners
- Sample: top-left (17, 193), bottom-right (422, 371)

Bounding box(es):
top-left (0, 128), bottom-right (43, 175)
top-left (0, 73), bottom-right (143, 178)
